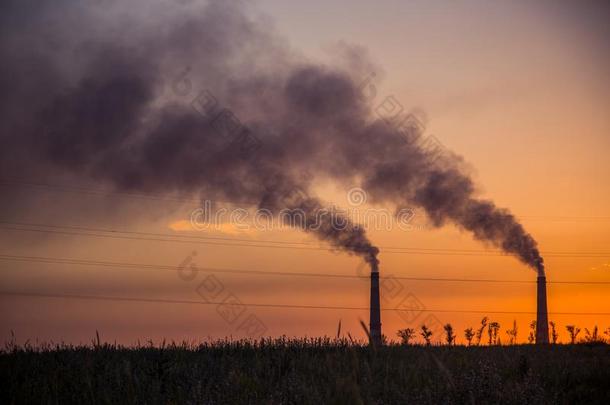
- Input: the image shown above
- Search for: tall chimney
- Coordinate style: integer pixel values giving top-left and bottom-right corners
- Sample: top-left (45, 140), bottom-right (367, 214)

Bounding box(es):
top-left (536, 275), bottom-right (549, 344)
top-left (370, 269), bottom-right (382, 345)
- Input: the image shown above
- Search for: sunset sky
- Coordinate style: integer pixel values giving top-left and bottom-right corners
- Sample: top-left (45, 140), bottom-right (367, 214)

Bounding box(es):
top-left (1, 0), bottom-right (609, 345)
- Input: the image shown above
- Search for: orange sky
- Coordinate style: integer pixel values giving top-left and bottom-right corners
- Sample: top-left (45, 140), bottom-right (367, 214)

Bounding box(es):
top-left (1, 0), bottom-right (609, 345)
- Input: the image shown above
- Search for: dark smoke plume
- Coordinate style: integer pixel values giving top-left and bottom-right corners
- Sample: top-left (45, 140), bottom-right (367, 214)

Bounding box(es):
top-left (0, 0), bottom-right (542, 274)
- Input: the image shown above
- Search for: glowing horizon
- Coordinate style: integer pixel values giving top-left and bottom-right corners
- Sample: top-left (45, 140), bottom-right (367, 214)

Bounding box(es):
top-left (0, 0), bottom-right (608, 346)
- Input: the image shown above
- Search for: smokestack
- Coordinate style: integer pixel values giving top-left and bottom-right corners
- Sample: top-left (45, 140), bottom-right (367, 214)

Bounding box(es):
top-left (2, 2), bottom-right (547, 332)
top-left (536, 275), bottom-right (549, 344)
top-left (369, 266), bottom-right (382, 346)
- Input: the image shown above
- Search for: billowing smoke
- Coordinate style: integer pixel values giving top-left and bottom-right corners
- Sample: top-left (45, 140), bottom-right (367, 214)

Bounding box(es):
top-left (0, 0), bottom-right (541, 274)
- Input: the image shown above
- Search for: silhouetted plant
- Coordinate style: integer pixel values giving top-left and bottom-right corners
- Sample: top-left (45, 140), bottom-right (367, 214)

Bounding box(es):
top-left (583, 326), bottom-right (604, 343)
top-left (527, 320), bottom-right (536, 344)
top-left (475, 317), bottom-right (488, 346)
top-left (443, 324), bottom-right (456, 346)
top-left (420, 325), bottom-right (433, 346)
top-left (396, 328), bottom-right (416, 346)
top-left (506, 320), bottom-right (518, 345)
top-left (488, 322), bottom-right (500, 345)
top-left (566, 325), bottom-right (581, 344)
top-left (464, 327), bottom-right (475, 346)
top-left (549, 321), bottom-right (558, 344)
top-left (5, 330), bottom-right (17, 353)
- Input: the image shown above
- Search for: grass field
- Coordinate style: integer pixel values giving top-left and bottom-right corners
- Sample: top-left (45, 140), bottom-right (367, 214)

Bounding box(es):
top-left (2, 338), bottom-right (609, 404)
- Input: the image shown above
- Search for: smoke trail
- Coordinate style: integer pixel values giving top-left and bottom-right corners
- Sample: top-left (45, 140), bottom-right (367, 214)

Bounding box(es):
top-left (0, 0), bottom-right (541, 273)
top-left (258, 173), bottom-right (380, 271)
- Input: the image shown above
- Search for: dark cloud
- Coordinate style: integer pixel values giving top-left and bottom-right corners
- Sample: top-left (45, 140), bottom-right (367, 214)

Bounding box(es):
top-left (0, 0), bottom-right (543, 274)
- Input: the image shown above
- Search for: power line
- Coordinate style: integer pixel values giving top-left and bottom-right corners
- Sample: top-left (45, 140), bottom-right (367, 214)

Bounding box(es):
top-left (1, 254), bottom-right (609, 285)
top-left (3, 220), bottom-right (610, 255)
top-left (1, 290), bottom-right (608, 316)
top-left (0, 221), bottom-right (323, 247)
top-left (0, 225), bottom-right (338, 252)
top-left (1, 223), bottom-right (607, 258)
top-left (3, 179), bottom-right (610, 222)
top-left (1, 221), bottom-right (608, 258)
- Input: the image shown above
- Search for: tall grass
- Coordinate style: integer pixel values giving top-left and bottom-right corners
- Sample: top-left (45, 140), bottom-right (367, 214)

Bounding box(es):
top-left (2, 337), bottom-right (609, 404)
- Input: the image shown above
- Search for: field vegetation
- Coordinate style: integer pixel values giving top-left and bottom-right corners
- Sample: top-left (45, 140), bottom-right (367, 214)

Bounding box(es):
top-left (2, 328), bottom-right (609, 404)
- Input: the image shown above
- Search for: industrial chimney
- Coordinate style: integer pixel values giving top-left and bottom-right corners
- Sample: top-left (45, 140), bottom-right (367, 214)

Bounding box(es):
top-left (536, 275), bottom-right (549, 344)
top-left (370, 267), bottom-right (382, 345)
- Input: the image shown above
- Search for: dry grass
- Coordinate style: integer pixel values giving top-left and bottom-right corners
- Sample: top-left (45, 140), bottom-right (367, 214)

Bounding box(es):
top-left (1, 337), bottom-right (609, 404)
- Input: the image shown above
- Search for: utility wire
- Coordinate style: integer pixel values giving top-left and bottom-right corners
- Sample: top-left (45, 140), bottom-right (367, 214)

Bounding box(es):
top-left (1, 254), bottom-right (609, 285)
top-left (0, 221), bottom-right (324, 247)
top-left (2, 220), bottom-right (609, 256)
top-left (1, 290), bottom-right (609, 316)
top-left (1, 222), bottom-right (608, 258)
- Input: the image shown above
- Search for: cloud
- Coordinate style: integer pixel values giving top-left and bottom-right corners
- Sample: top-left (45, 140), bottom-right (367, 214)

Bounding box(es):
top-left (0, 0), bottom-right (543, 274)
